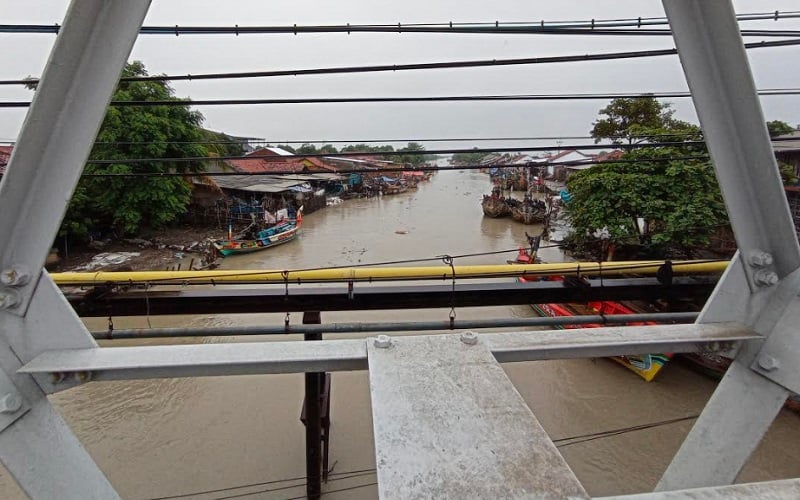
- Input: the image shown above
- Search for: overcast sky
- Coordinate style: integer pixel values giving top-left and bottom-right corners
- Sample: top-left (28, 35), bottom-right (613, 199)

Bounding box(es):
top-left (2, 1), bottom-right (800, 150)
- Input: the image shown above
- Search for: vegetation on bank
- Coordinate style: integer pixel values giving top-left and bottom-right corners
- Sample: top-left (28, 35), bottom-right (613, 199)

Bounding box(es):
top-left (564, 97), bottom-right (795, 258)
top-left (22, 61), bottom-right (435, 244)
top-left (276, 141), bottom-right (434, 166)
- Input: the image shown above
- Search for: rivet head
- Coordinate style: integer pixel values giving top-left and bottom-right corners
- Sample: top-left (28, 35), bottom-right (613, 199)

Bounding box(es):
top-left (0, 392), bottom-right (22, 414)
top-left (0, 288), bottom-right (20, 310)
top-left (0, 267), bottom-right (30, 287)
top-left (758, 354), bottom-right (780, 372)
top-left (374, 335), bottom-right (392, 349)
top-left (754, 270), bottom-right (779, 287)
top-left (460, 331), bottom-right (478, 345)
top-left (748, 251), bottom-right (773, 268)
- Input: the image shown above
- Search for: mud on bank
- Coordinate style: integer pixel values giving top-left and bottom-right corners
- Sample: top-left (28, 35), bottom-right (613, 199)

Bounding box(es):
top-left (50, 227), bottom-right (220, 273)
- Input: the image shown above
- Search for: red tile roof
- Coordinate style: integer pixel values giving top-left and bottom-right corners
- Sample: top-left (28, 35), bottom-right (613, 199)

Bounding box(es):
top-left (226, 157), bottom-right (305, 173)
top-left (303, 157), bottom-right (339, 172)
top-left (545, 150), bottom-right (581, 162)
top-left (224, 154), bottom-right (340, 174)
top-left (593, 150), bottom-right (624, 162)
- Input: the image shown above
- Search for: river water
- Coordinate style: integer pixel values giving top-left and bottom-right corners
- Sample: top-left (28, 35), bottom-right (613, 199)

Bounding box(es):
top-left (2, 168), bottom-right (799, 499)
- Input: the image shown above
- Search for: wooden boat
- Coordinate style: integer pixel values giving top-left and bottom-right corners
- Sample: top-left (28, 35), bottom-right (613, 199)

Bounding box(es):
top-left (513, 240), bottom-right (672, 381)
top-left (511, 201), bottom-right (547, 224)
top-left (383, 184), bottom-right (408, 195)
top-left (211, 210), bottom-right (302, 257)
top-left (482, 187), bottom-right (511, 217)
top-left (530, 300), bottom-right (672, 382)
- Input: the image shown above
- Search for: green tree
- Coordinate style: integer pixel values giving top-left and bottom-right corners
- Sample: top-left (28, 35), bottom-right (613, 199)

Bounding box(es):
top-left (591, 97), bottom-right (694, 144)
top-left (779, 161), bottom-right (798, 186)
top-left (341, 144), bottom-right (395, 154)
top-left (272, 144), bottom-right (297, 154)
top-left (296, 143), bottom-right (318, 155)
top-left (767, 120), bottom-right (795, 137)
top-left (397, 142), bottom-right (427, 166)
top-left (202, 129), bottom-right (244, 157)
top-left (62, 61), bottom-right (209, 237)
top-left (452, 148), bottom-right (488, 165)
top-left (566, 148), bottom-right (727, 256)
top-left (567, 98), bottom-right (728, 257)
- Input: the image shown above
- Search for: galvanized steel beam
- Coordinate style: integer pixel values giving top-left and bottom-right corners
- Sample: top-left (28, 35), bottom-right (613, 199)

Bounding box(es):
top-left (0, 0), bottom-right (150, 497)
top-left (659, 0), bottom-right (800, 490)
top-left (19, 324), bottom-right (758, 381)
top-left (483, 322), bottom-right (755, 363)
top-left (601, 478), bottom-right (800, 499)
top-left (366, 333), bottom-right (588, 499)
top-left (20, 339), bottom-right (369, 381)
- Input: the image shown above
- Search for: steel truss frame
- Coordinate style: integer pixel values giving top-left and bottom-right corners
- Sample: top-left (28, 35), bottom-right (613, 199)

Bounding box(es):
top-left (0, 0), bottom-right (799, 497)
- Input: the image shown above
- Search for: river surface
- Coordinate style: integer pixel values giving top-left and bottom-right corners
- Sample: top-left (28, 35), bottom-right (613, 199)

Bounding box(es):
top-left (2, 167), bottom-right (800, 499)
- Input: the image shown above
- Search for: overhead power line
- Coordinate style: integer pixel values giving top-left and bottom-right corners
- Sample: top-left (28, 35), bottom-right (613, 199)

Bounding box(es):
top-left (3, 10), bottom-right (800, 36)
top-left (61, 157), bottom-right (714, 178)
top-left (3, 38), bottom-right (799, 87)
top-left (4, 88), bottom-right (800, 108)
top-left (81, 140), bottom-right (713, 165)
top-left (2, 23), bottom-right (800, 37)
top-left (0, 132), bottom-right (709, 146)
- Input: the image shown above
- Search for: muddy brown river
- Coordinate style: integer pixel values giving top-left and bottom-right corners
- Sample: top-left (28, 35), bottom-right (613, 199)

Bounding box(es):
top-left (2, 168), bottom-right (799, 499)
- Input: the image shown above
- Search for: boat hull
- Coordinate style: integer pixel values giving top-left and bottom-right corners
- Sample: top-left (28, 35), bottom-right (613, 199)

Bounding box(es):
top-left (528, 292), bottom-right (672, 382)
top-left (212, 218), bottom-right (301, 257)
top-left (511, 206), bottom-right (546, 224)
top-left (481, 197), bottom-right (510, 217)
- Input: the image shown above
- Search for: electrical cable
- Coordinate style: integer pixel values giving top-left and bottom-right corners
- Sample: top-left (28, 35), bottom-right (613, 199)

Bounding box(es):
top-left (553, 414), bottom-right (699, 448)
top-left (212, 472), bottom-right (377, 500)
top-left (283, 481), bottom-right (378, 500)
top-left (80, 139), bottom-right (718, 164)
top-left (4, 38), bottom-right (799, 86)
top-left (141, 413), bottom-right (705, 499)
top-left (4, 9), bottom-right (800, 36)
top-left (5, 88), bottom-right (800, 108)
top-left (0, 134), bottom-right (673, 145)
top-left (7, 25), bottom-right (800, 37)
top-left (0, 156), bottom-right (714, 179)
top-left (1, 132), bottom-right (709, 146)
top-left (145, 469), bottom-right (377, 500)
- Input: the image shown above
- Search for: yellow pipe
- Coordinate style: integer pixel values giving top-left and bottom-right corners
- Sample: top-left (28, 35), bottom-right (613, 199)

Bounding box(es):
top-left (51, 260), bottom-right (729, 286)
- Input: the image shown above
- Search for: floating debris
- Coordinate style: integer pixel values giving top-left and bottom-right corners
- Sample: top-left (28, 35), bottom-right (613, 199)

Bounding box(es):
top-left (73, 252), bottom-right (140, 271)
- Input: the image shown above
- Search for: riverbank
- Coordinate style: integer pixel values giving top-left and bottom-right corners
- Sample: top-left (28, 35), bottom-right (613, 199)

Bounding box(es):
top-left (51, 226), bottom-right (220, 273)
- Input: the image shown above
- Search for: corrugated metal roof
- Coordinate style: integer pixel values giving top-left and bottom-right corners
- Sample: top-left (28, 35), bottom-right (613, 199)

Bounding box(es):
top-left (210, 175), bottom-right (305, 193)
top-left (773, 131), bottom-right (800, 153)
top-left (280, 173), bottom-right (346, 181)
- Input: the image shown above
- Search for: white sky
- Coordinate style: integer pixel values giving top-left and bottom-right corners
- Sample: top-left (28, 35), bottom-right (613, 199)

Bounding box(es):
top-left (2, 1), bottom-right (800, 150)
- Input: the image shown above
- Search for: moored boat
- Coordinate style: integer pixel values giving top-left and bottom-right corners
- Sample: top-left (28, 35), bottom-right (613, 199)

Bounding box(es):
top-left (513, 240), bottom-right (672, 381)
top-left (482, 195), bottom-right (510, 217)
top-left (530, 300), bottom-right (673, 382)
top-left (511, 198), bottom-right (547, 224)
top-left (481, 187), bottom-right (511, 217)
top-left (211, 210), bottom-right (303, 257)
